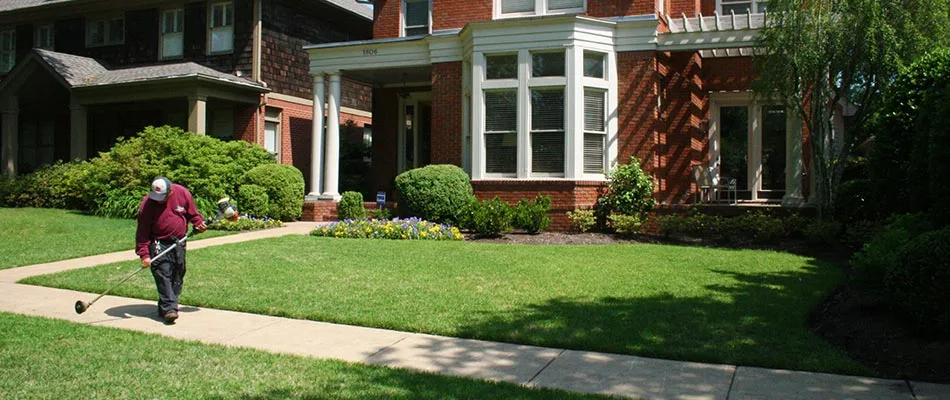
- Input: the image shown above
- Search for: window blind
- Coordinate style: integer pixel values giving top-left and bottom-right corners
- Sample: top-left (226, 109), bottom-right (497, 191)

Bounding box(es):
top-left (548, 0), bottom-right (583, 10)
top-left (502, 0), bottom-right (534, 13)
top-left (485, 90), bottom-right (518, 174)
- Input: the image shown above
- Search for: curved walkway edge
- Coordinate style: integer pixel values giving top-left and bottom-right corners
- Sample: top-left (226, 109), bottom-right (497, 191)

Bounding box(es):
top-left (1, 222), bottom-right (947, 400)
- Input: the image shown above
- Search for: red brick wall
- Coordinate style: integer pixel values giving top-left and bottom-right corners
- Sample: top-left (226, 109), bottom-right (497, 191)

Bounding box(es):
top-left (472, 180), bottom-right (606, 231)
top-left (587, 0), bottom-right (657, 17)
top-left (431, 62), bottom-right (463, 166)
top-left (700, 0), bottom-right (715, 15)
top-left (374, 0), bottom-right (401, 39)
top-left (433, 0), bottom-right (493, 31)
top-left (659, 51), bottom-right (705, 204)
top-left (669, 0), bottom-right (700, 16)
top-left (234, 103), bottom-right (260, 144)
top-left (703, 56), bottom-right (754, 92)
top-left (616, 50), bottom-right (661, 185)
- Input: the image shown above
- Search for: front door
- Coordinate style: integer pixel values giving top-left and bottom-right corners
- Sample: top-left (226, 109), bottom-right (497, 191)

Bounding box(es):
top-left (398, 92), bottom-right (432, 173)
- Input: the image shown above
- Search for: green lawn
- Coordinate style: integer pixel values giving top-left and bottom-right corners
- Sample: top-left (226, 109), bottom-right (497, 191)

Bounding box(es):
top-left (0, 208), bottom-right (234, 270)
top-left (24, 235), bottom-right (871, 376)
top-left (0, 312), bottom-right (612, 400)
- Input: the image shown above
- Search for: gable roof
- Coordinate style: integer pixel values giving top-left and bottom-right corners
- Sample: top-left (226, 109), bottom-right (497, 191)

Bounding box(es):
top-left (32, 49), bottom-right (266, 90)
top-left (0, 0), bottom-right (373, 20)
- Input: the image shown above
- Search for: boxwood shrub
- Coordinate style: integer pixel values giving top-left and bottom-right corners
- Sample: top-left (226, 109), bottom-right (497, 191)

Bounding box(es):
top-left (394, 164), bottom-right (475, 225)
top-left (885, 227), bottom-right (950, 338)
top-left (236, 184), bottom-right (270, 218)
top-left (242, 163), bottom-right (304, 221)
top-left (338, 191), bottom-right (366, 220)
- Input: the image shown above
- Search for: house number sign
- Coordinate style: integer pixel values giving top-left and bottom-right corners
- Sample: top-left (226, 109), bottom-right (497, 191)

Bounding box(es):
top-left (363, 48), bottom-right (378, 56)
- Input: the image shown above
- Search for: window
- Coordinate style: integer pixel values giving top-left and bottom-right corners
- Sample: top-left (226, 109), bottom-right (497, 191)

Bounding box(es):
top-left (209, 2), bottom-right (234, 53)
top-left (583, 52), bottom-right (604, 78)
top-left (486, 54), bottom-right (517, 79)
top-left (530, 88), bottom-right (565, 174)
top-left (264, 108), bottom-right (281, 161)
top-left (717, 0), bottom-right (767, 14)
top-left (496, 0), bottom-right (584, 17)
top-left (583, 89), bottom-right (606, 174)
top-left (484, 90), bottom-right (518, 174)
top-left (0, 29), bottom-right (14, 73)
top-left (35, 24), bottom-right (54, 50)
top-left (532, 51), bottom-right (565, 77)
top-left (403, 0), bottom-right (430, 37)
top-left (161, 9), bottom-right (184, 59)
top-left (86, 16), bottom-right (124, 47)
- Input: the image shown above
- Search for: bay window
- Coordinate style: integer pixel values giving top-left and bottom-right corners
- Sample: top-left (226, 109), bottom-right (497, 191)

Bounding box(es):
top-left (530, 88), bottom-right (565, 175)
top-left (496, 0), bottom-right (585, 18)
top-left (484, 90), bottom-right (518, 174)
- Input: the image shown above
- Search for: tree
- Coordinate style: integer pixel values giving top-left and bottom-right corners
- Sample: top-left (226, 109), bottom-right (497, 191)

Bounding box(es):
top-left (752, 0), bottom-right (950, 218)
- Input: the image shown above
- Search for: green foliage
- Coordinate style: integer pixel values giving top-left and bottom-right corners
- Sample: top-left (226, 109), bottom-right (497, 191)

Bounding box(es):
top-left (394, 165), bottom-right (475, 225)
top-left (0, 161), bottom-right (92, 210)
top-left (513, 195), bottom-right (552, 234)
top-left (596, 156), bottom-right (655, 219)
top-left (368, 207), bottom-right (392, 220)
top-left (851, 214), bottom-right (935, 296)
top-left (207, 216), bottom-right (283, 231)
top-left (242, 164), bottom-right (305, 221)
top-left (801, 220), bottom-right (843, 246)
top-left (235, 184), bottom-right (270, 218)
top-left (886, 227), bottom-right (950, 338)
top-left (94, 189), bottom-right (146, 219)
top-left (566, 209), bottom-right (596, 233)
top-left (311, 217), bottom-right (463, 241)
top-left (655, 210), bottom-right (803, 244)
top-left (870, 48), bottom-right (950, 223)
top-left (338, 191), bottom-right (367, 221)
top-left (469, 197), bottom-right (513, 238)
top-left (754, 0), bottom-right (950, 218)
top-left (607, 214), bottom-right (643, 236)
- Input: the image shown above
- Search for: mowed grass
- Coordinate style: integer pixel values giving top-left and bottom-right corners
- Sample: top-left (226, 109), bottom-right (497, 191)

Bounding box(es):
top-left (0, 312), bottom-right (613, 400)
top-left (0, 208), bottom-right (234, 270)
top-left (24, 236), bottom-right (870, 376)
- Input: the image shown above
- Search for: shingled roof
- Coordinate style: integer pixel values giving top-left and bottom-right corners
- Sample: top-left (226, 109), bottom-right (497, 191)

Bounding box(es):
top-left (0, 0), bottom-right (372, 20)
top-left (34, 49), bottom-right (266, 90)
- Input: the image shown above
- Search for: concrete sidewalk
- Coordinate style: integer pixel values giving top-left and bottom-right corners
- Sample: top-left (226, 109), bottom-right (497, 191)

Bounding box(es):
top-left (1, 222), bottom-right (947, 400)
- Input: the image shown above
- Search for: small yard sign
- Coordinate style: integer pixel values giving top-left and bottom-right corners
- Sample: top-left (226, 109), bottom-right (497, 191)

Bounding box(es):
top-left (376, 191), bottom-right (386, 208)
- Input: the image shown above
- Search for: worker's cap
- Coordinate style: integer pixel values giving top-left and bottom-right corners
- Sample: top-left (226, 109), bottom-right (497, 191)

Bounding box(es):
top-left (149, 177), bottom-right (172, 201)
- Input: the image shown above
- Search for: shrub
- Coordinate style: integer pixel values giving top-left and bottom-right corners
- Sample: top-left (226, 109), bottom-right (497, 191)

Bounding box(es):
top-left (851, 214), bottom-right (934, 295)
top-left (311, 217), bottom-right (463, 241)
top-left (513, 194), bottom-right (552, 234)
top-left (655, 214), bottom-right (685, 238)
top-left (368, 207), bottom-right (392, 220)
top-left (566, 209), bottom-right (596, 233)
top-left (596, 156), bottom-right (655, 218)
top-left (208, 215), bottom-right (283, 231)
top-left (242, 163), bottom-right (305, 221)
top-left (734, 211), bottom-right (787, 243)
top-left (338, 191), bottom-right (366, 220)
top-left (1, 161), bottom-right (91, 210)
top-left (94, 188), bottom-right (147, 219)
top-left (470, 196), bottom-right (513, 238)
top-left (885, 227), bottom-right (950, 338)
top-left (801, 220), bottom-right (843, 245)
top-left (236, 184), bottom-right (270, 218)
top-left (608, 214), bottom-right (644, 236)
top-left (394, 164), bottom-right (475, 225)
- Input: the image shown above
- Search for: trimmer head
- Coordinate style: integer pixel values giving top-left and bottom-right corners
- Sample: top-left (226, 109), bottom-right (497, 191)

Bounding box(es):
top-left (74, 300), bottom-right (89, 314)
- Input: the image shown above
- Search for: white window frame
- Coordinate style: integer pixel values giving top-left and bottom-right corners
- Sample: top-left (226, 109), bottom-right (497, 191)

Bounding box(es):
top-left (717, 0), bottom-right (766, 14)
top-left (264, 107), bottom-right (282, 161)
top-left (34, 23), bottom-right (54, 50)
top-left (401, 0), bottom-right (431, 37)
top-left (494, 0), bottom-right (586, 19)
top-left (85, 15), bottom-right (124, 47)
top-left (209, 1), bottom-right (234, 54)
top-left (160, 8), bottom-right (184, 59)
top-left (0, 29), bottom-right (15, 74)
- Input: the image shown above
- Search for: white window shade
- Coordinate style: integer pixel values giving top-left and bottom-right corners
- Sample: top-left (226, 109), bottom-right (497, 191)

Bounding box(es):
top-left (485, 90), bottom-right (518, 174)
top-left (583, 90), bottom-right (605, 132)
top-left (548, 0), bottom-right (583, 10)
top-left (531, 88), bottom-right (565, 174)
top-left (264, 122), bottom-right (278, 154)
top-left (584, 89), bottom-right (606, 174)
top-left (163, 34), bottom-right (183, 58)
top-left (502, 0), bottom-right (534, 13)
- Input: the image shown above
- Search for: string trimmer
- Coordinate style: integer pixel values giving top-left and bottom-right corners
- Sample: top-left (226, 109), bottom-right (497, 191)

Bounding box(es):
top-left (74, 197), bottom-right (238, 314)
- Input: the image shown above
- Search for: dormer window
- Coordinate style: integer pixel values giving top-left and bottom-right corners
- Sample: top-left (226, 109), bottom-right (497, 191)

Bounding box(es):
top-left (495, 0), bottom-right (585, 18)
top-left (718, 0), bottom-right (768, 14)
top-left (403, 0), bottom-right (430, 36)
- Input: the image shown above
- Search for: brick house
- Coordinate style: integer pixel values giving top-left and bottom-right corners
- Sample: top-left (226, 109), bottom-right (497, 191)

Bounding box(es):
top-left (305, 0), bottom-right (808, 228)
top-left (0, 0), bottom-right (374, 196)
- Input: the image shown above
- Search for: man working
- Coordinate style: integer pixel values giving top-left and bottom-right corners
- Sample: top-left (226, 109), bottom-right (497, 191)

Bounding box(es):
top-left (136, 177), bottom-right (206, 324)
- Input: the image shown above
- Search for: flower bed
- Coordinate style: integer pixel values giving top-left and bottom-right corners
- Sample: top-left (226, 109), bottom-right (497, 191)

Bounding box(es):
top-left (209, 215), bottom-right (283, 231)
top-left (311, 217), bottom-right (463, 241)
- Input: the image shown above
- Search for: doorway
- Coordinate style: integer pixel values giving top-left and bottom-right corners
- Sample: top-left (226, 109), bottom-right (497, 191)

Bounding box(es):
top-left (398, 92), bottom-right (432, 173)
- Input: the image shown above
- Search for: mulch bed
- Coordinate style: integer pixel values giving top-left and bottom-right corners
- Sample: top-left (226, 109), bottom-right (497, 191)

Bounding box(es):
top-left (465, 230), bottom-right (950, 383)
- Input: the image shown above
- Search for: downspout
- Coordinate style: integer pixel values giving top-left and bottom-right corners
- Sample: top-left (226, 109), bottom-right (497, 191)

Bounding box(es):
top-left (253, 0), bottom-right (263, 148)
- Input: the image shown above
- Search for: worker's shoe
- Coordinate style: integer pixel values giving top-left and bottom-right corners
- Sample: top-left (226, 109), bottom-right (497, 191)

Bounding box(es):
top-left (163, 311), bottom-right (179, 324)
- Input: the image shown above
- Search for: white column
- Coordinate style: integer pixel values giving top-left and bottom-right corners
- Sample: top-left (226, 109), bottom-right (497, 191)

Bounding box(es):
top-left (69, 102), bottom-right (87, 161)
top-left (320, 72), bottom-right (341, 200)
top-left (1, 97), bottom-right (18, 177)
top-left (782, 114), bottom-right (804, 206)
top-left (567, 45), bottom-right (582, 179)
top-left (748, 102), bottom-right (762, 200)
top-left (307, 74), bottom-right (325, 200)
top-left (188, 95), bottom-right (207, 135)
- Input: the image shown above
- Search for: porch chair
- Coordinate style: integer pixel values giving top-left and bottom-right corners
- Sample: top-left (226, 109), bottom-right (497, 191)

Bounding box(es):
top-left (692, 164), bottom-right (737, 204)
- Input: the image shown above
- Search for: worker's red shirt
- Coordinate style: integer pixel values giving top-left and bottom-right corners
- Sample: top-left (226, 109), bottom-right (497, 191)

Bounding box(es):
top-left (135, 184), bottom-right (204, 259)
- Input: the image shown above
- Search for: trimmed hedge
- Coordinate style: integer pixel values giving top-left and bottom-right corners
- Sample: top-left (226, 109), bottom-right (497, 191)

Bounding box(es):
top-left (242, 164), bottom-right (304, 221)
top-left (886, 228), bottom-right (950, 338)
top-left (394, 164), bottom-right (475, 225)
top-left (236, 184), bottom-right (270, 218)
top-left (338, 191), bottom-right (366, 220)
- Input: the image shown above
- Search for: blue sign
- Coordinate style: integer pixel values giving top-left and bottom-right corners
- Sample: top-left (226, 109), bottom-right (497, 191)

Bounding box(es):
top-left (376, 191), bottom-right (386, 207)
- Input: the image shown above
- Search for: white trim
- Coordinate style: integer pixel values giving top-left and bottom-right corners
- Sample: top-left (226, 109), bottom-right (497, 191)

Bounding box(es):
top-left (265, 93), bottom-right (373, 118)
top-left (397, 92), bottom-right (432, 173)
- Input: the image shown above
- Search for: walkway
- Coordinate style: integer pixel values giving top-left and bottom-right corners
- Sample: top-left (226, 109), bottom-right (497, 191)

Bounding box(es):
top-left (1, 222), bottom-right (947, 400)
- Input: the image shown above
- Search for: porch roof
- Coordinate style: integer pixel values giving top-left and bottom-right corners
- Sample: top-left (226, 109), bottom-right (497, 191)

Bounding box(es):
top-left (0, 0), bottom-right (372, 20)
